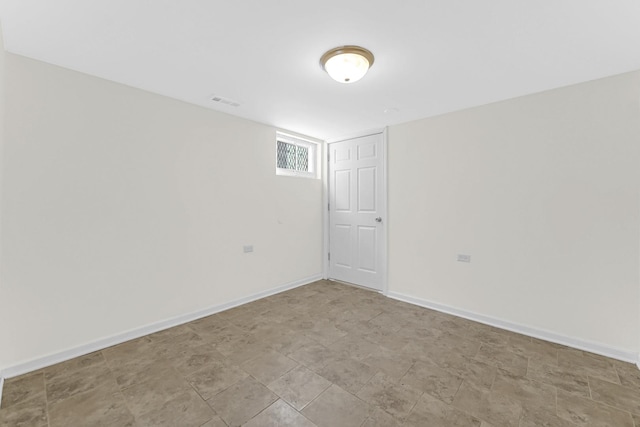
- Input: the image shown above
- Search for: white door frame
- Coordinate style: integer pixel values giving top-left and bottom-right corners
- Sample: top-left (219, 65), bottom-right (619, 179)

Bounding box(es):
top-left (323, 127), bottom-right (388, 295)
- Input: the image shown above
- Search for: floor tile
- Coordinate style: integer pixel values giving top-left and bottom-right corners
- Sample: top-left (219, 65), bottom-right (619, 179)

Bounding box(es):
top-left (458, 358), bottom-right (498, 390)
top-left (362, 346), bottom-right (414, 380)
top-left (304, 320), bottom-right (348, 347)
top-left (48, 384), bottom-right (135, 427)
top-left (400, 335), bottom-right (441, 361)
top-left (166, 343), bottom-right (226, 377)
top-left (522, 338), bottom-right (560, 365)
top-left (267, 365), bottom-right (331, 410)
top-left (466, 324), bottom-right (530, 351)
top-left (556, 389), bottom-right (634, 426)
top-left (367, 311), bottom-right (408, 331)
top-left (102, 337), bottom-right (159, 370)
top-left (45, 362), bottom-right (119, 406)
top-left (102, 337), bottom-right (168, 386)
top-left (191, 322), bottom-right (243, 344)
top-left (0, 372), bottom-right (45, 409)
top-left (207, 376), bottom-right (278, 427)
top-left (228, 313), bottom-right (271, 332)
top-left (241, 350), bottom-right (298, 385)
top-left (614, 360), bottom-right (640, 390)
top-left (215, 333), bottom-right (271, 363)
top-left (188, 315), bottom-right (230, 336)
top-left (491, 370), bottom-right (555, 411)
top-left (199, 415), bottom-right (228, 427)
top-left (416, 350), bottom-right (496, 391)
top-left (243, 399), bottom-right (316, 427)
top-left (316, 357), bottom-right (378, 394)
top-left (301, 384), bottom-right (370, 427)
top-left (121, 368), bottom-right (193, 417)
top-left (396, 321), bottom-right (442, 342)
top-left (44, 351), bottom-right (106, 381)
top-left (328, 334), bottom-right (378, 361)
top-left (134, 389), bottom-right (215, 427)
top-left (519, 406), bottom-right (577, 427)
top-left (0, 398), bottom-right (47, 427)
top-left (405, 392), bottom-right (481, 427)
top-left (267, 330), bottom-right (316, 355)
top-left (111, 359), bottom-right (175, 390)
top-left (186, 358), bottom-right (248, 400)
top-left (362, 326), bottom-right (416, 351)
top-left (527, 359), bottom-right (590, 398)
top-left (361, 407), bottom-right (402, 427)
top-left (150, 330), bottom-right (207, 359)
top-left (452, 380), bottom-right (522, 427)
top-left (431, 314), bottom-right (476, 338)
top-left (286, 341), bottom-right (340, 370)
top-left (589, 376), bottom-right (640, 414)
top-left (401, 359), bottom-right (463, 404)
top-left (356, 372), bottom-right (423, 420)
top-left (474, 344), bottom-right (528, 377)
top-left (435, 331), bottom-right (482, 358)
top-left (557, 348), bottom-right (620, 383)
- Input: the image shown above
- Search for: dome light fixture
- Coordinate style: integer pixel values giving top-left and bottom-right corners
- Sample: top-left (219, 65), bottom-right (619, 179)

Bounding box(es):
top-left (320, 45), bottom-right (374, 84)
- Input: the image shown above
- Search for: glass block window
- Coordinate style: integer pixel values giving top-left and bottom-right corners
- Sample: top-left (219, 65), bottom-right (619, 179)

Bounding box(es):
top-left (277, 140), bottom-right (307, 171)
top-left (276, 133), bottom-right (319, 178)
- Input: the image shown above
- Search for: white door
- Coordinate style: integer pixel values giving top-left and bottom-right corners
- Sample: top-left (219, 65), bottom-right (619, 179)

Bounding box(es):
top-left (328, 132), bottom-right (385, 291)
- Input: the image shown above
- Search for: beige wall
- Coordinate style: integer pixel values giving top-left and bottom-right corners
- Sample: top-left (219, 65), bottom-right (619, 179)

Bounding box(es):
top-left (1, 44), bottom-right (639, 371)
top-left (0, 53), bottom-right (323, 370)
top-left (388, 71), bottom-right (640, 355)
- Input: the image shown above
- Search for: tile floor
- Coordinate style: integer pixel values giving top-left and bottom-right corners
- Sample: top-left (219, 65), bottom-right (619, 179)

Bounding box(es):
top-left (1, 280), bottom-right (640, 426)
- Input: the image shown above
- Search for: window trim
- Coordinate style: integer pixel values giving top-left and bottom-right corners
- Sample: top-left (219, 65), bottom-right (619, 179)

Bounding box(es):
top-left (275, 132), bottom-right (319, 179)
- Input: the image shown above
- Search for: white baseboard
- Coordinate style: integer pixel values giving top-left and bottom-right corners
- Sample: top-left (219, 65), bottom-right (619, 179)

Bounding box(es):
top-left (387, 291), bottom-right (639, 364)
top-left (2, 274), bottom-right (322, 379)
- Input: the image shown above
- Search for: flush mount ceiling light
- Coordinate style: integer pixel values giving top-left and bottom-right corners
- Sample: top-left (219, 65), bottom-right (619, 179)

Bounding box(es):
top-left (320, 45), bottom-right (374, 84)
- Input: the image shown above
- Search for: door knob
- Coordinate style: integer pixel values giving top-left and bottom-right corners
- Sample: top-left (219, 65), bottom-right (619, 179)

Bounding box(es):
top-left (375, 217), bottom-right (382, 223)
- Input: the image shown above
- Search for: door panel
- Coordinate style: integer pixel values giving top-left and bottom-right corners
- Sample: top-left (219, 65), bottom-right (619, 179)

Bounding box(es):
top-left (335, 145), bottom-right (351, 161)
top-left (357, 226), bottom-right (377, 272)
top-left (357, 167), bottom-right (376, 212)
top-left (333, 224), bottom-right (352, 267)
top-left (357, 142), bottom-right (377, 159)
top-left (328, 133), bottom-right (385, 291)
top-left (334, 170), bottom-right (351, 211)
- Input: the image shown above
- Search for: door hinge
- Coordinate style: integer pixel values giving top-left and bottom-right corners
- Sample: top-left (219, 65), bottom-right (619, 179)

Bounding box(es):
top-left (328, 203), bottom-right (330, 211)
top-left (328, 252), bottom-right (331, 261)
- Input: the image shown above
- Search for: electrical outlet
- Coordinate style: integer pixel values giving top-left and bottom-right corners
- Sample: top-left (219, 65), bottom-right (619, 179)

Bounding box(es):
top-left (243, 245), bottom-right (254, 253)
top-left (457, 254), bottom-right (471, 263)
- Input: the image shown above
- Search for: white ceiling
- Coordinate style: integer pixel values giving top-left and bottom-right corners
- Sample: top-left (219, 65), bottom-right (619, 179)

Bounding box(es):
top-left (1, 1), bottom-right (640, 140)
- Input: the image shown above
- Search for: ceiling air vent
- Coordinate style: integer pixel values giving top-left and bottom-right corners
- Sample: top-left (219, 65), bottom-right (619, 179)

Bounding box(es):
top-left (211, 95), bottom-right (240, 107)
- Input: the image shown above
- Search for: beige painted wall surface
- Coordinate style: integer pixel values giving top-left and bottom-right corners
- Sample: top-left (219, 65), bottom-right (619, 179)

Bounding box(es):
top-left (0, 53), bottom-right (322, 370)
top-left (1, 45), bottom-right (638, 371)
top-left (388, 71), bottom-right (640, 354)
